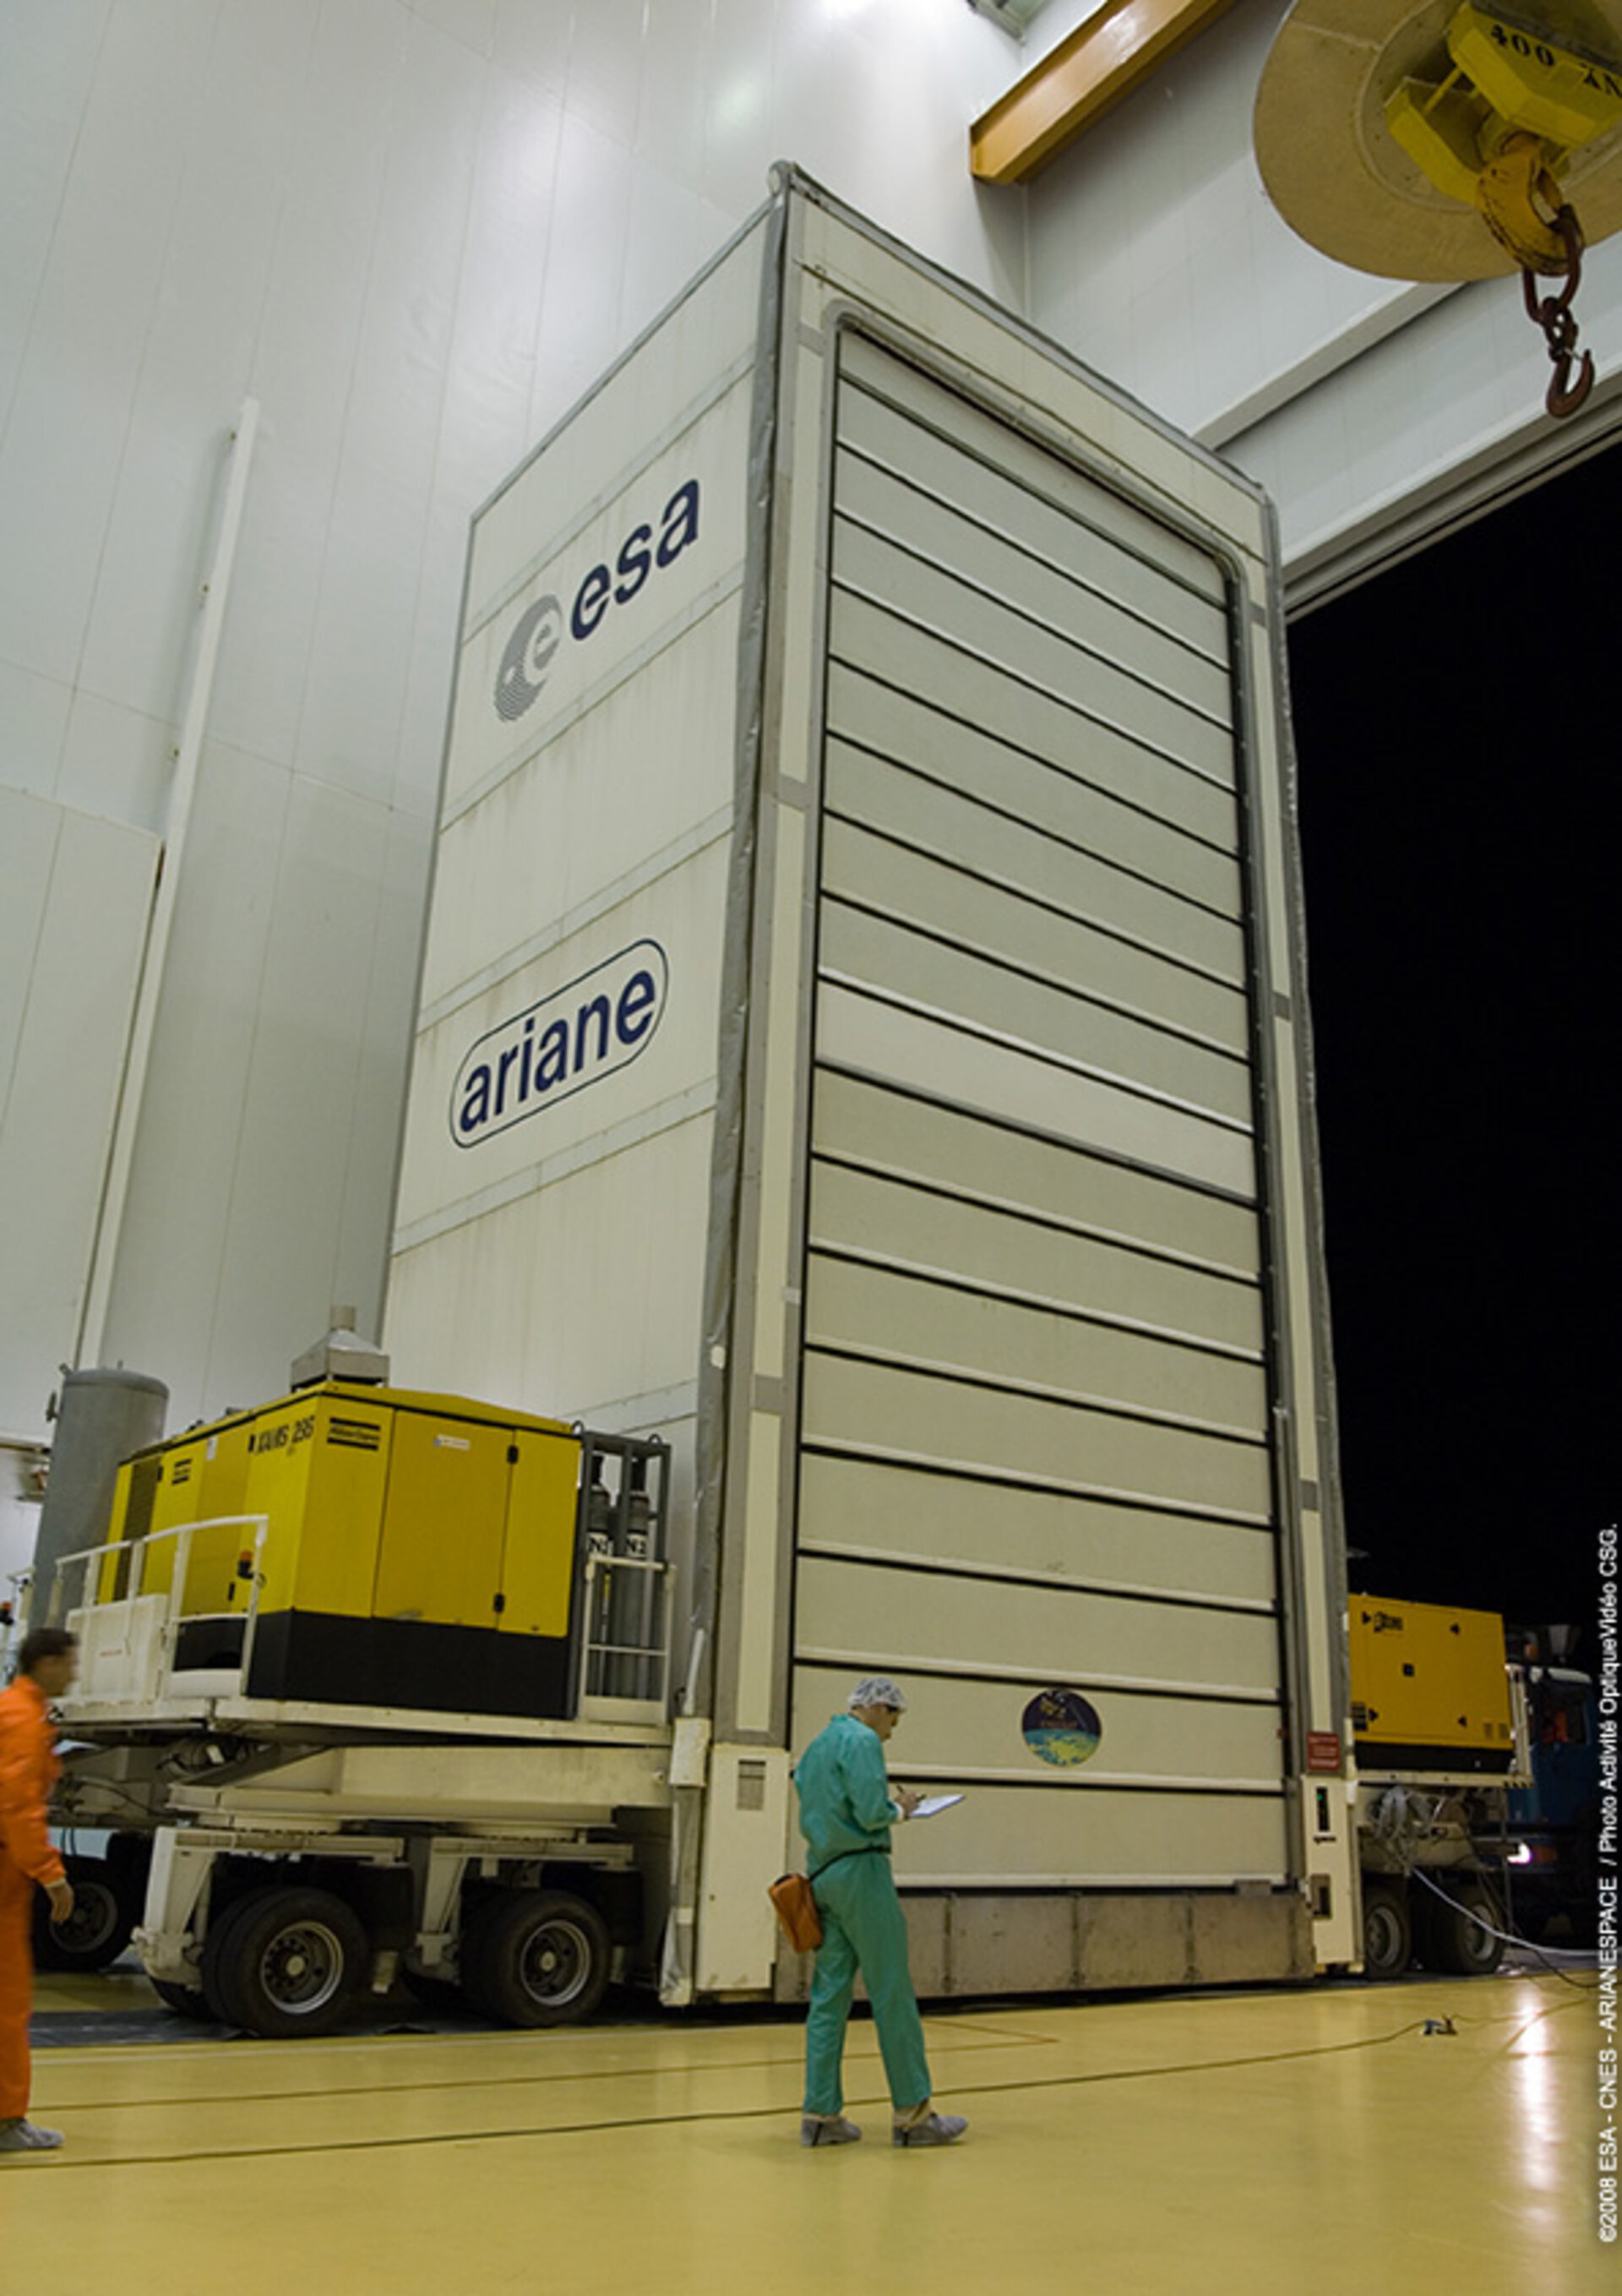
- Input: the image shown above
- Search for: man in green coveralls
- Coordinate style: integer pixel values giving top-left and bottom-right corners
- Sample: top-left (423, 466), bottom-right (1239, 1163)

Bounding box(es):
top-left (795, 1676), bottom-right (968, 2149)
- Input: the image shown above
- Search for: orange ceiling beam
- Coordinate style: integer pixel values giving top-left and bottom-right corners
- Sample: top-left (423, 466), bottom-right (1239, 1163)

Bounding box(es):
top-left (971, 0), bottom-right (1242, 184)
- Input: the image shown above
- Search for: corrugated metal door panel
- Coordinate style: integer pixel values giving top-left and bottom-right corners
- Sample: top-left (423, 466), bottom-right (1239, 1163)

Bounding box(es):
top-left (824, 734), bottom-right (1244, 979)
top-left (807, 1161), bottom-right (1265, 1356)
top-left (833, 446), bottom-right (1235, 725)
top-left (796, 1666), bottom-right (1287, 1884)
top-left (821, 815), bottom-right (1249, 1051)
top-left (832, 517), bottom-right (1234, 788)
top-left (825, 663), bottom-right (1241, 912)
top-left (791, 335), bottom-right (1286, 1878)
top-left (837, 335), bottom-right (1227, 616)
top-left (797, 1554), bottom-right (1282, 1699)
top-left (796, 1453), bottom-right (1278, 1608)
top-left (802, 1355), bottom-right (1272, 1520)
top-left (815, 984), bottom-right (1258, 1199)
top-left (811, 1072), bottom-right (1260, 1279)
top-left (804, 1256), bottom-right (1267, 1436)
top-left (887, 1788), bottom-right (1289, 1887)
top-left (819, 903), bottom-right (1255, 1124)
top-left (827, 599), bottom-right (1237, 851)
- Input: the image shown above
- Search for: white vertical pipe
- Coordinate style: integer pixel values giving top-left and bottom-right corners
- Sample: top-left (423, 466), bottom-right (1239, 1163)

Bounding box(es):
top-left (76, 399), bottom-right (261, 1368)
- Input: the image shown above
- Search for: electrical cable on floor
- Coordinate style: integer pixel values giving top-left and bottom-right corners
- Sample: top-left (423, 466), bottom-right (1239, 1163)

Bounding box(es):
top-left (27, 1979), bottom-right (1587, 2170)
top-left (1405, 1862), bottom-right (1596, 1990)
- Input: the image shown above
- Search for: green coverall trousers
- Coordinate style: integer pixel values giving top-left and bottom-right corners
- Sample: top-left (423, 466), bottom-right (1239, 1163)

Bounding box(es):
top-left (803, 1851), bottom-right (931, 2117)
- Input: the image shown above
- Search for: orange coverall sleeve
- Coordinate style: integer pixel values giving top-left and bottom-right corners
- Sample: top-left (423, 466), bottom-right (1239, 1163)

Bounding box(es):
top-left (0, 1692), bottom-right (65, 1886)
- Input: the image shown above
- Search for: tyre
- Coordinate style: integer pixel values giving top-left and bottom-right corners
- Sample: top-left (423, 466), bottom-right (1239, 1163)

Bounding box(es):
top-left (461, 1890), bottom-right (612, 2028)
top-left (31, 1854), bottom-right (133, 1973)
top-left (150, 1977), bottom-right (213, 2019)
top-left (1361, 1879), bottom-right (1412, 1978)
top-left (1422, 1877), bottom-right (1505, 1976)
top-left (199, 1890), bottom-right (262, 2024)
top-left (203, 1884), bottom-right (369, 2038)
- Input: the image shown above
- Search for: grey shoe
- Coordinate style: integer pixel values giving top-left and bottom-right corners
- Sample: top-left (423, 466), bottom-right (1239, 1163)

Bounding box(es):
top-left (893, 2111), bottom-right (967, 2147)
top-left (0, 2119), bottom-right (64, 2153)
top-left (801, 2113), bottom-right (863, 2146)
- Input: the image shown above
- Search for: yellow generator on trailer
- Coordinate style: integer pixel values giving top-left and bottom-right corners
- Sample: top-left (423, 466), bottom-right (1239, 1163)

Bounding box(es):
top-left (94, 1381), bottom-right (592, 1721)
top-left (36, 1374), bottom-right (680, 2040)
top-left (1349, 1593), bottom-right (1530, 1980)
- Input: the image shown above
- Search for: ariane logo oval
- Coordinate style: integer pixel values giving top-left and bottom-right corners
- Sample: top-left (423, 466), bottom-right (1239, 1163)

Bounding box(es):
top-left (451, 941), bottom-right (667, 1148)
top-left (492, 477), bottom-right (701, 724)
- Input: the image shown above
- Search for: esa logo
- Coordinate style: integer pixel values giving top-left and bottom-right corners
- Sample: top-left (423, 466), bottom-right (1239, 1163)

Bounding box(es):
top-left (451, 940), bottom-right (667, 1147)
top-left (493, 477), bottom-right (701, 723)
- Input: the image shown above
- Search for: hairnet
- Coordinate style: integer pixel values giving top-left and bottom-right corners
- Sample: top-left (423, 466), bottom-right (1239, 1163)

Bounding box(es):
top-left (848, 1676), bottom-right (907, 1713)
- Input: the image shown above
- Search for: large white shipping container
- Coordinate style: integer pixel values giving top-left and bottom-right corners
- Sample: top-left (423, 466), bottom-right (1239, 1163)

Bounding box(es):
top-left (388, 170), bottom-right (1357, 2005)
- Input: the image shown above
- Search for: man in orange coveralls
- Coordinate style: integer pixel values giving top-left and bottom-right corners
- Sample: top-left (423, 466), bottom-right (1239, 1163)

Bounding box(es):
top-left (0, 1628), bottom-right (77, 2155)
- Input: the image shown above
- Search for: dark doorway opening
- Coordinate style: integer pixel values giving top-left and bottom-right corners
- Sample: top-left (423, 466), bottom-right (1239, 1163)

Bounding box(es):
top-left (1285, 444), bottom-right (1616, 1648)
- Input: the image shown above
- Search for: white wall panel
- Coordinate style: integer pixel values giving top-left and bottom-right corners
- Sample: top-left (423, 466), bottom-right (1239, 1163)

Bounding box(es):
top-left (0, 8), bottom-right (208, 690)
top-left (635, 0), bottom-right (710, 185)
top-left (1, 3), bottom-right (1017, 1432)
top-left (0, 662), bottom-right (72, 804)
top-left (465, 230), bottom-right (762, 632)
top-left (389, 212), bottom-right (766, 1448)
top-left (90, 744), bottom-right (287, 1343)
top-left (449, 376), bottom-right (752, 826)
top-left (397, 833), bottom-right (731, 1239)
top-left (389, 1110), bottom-right (716, 1424)
top-left (423, 605), bottom-right (740, 1010)
top-left (0, 793), bottom-right (158, 1435)
top-left (0, 1), bottom-right (108, 437)
top-left (55, 690), bottom-right (175, 833)
top-left (531, 107), bottom-right (639, 432)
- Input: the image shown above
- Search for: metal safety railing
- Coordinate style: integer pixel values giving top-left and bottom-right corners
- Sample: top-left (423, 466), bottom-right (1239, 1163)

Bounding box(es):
top-left (46, 1516), bottom-right (269, 1707)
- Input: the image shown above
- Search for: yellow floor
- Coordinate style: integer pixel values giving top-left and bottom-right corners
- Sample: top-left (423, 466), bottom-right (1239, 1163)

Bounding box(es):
top-left (3, 1968), bottom-right (1604, 2293)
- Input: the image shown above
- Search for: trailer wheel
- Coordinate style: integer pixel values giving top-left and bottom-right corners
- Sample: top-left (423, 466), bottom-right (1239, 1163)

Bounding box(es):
top-left (463, 1890), bottom-right (612, 2027)
top-left (204, 1884), bottom-right (368, 2037)
top-left (31, 1855), bottom-right (133, 1972)
top-left (1420, 1878), bottom-right (1505, 1976)
top-left (1361, 1880), bottom-right (1412, 1978)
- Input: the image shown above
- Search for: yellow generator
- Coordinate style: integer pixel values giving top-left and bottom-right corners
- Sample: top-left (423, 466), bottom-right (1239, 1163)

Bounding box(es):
top-left (1348, 1594), bottom-right (1516, 1775)
top-left (100, 1379), bottom-right (666, 1722)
